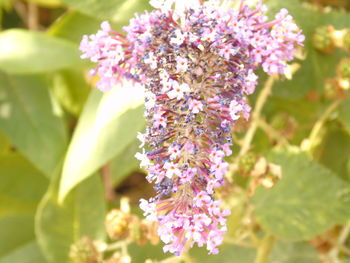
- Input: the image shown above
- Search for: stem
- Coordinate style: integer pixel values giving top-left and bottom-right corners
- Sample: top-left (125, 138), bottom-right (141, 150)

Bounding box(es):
top-left (239, 76), bottom-right (275, 157)
top-left (27, 2), bottom-right (39, 30)
top-left (303, 100), bottom-right (340, 153)
top-left (105, 240), bottom-right (132, 252)
top-left (257, 119), bottom-right (289, 146)
top-left (253, 234), bottom-right (275, 263)
top-left (100, 163), bottom-right (115, 202)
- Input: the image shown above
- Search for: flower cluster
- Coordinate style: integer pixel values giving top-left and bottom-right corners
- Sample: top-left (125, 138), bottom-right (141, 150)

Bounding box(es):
top-left (80, 0), bottom-right (304, 256)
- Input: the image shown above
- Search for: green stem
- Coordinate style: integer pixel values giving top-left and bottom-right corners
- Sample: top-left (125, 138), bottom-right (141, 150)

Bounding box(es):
top-left (239, 76), bottom-right (275, 157)
top-left (253, 234), bottom-right (276, 263)
top-left (304, 100), bottom-right (340, 153)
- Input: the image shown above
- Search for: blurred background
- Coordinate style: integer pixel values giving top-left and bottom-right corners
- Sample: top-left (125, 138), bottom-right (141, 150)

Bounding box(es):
top-left (0, 0), bottom-right (350, 263)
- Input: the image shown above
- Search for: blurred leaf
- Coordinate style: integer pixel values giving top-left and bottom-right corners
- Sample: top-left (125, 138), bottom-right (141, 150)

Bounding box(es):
top-left (253, 149), bottom-right (350, 241)
top-left (0, 153), bottom-right (48, 216)
top-left (36, 174), bottom-right (105, 263)
top-left (0, 153), bottom-right (48, 259)
top-left (190, 245), bottom-right (256, 263)
top-left (60, 0), bottom-right (151, 23)
top-left (51, 69), bottom-right (90, 116)
top-left (49, 11), bottom-right (103, 44)
top-left (268, 241), bottom-right (319, 263)
top-left (110, 137), bottom-right (142, 186)
top-left (0, 29), bottom-right (83, 74)
top-left (0, 72), bottom-right (67, 175)
top-left (315, 122), bottom-right (350, 181)
top-left (0, 242), bottom-right (47, 263)
top-left (339, 96), bottom-right (350, 134)
top-left (0, 131), bottom-right (10, 154)
top-left (266, 0), bottom-right (350, 98)
top-left (59, 83), bottom-right (144, 201)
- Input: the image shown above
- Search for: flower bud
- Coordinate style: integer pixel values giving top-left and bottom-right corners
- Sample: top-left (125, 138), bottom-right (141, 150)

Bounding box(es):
top-left (312, 26), bottom-right (335, 54)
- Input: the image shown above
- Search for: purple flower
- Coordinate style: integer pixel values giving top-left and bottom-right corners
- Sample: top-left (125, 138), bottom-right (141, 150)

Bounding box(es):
top-left (80, 0), bottom-right (303, 255)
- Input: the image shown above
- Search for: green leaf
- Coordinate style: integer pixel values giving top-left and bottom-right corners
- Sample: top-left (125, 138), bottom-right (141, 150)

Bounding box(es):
top-left (315, 122), bottom-right (350, 181)
top-left (110, 136), bottom-right (142, 186)
top-left (0, 72), bottom-right (67, 175)
top-left (0, 29), bottom-right (84, 74)
top-left (51, 69), bottom-right (90, 116)
top-left (59, 0), bottom-right (151, 23)
top-left (0, 153), bottom-right (48, 217)
top-left (36, 174), bottom-right (106, 263)
top-left (339, 96), bottom-right (350, 134)
top-left (0, 153), bottom-right (48, 259)
top-left (49, 11), bottom-right (103, 44)
top-left (0, 242), bottom-right (47, 263)
top-left (190, 245), bottom-right (256, 263)
top-left (0, 131), bottom-right (10, 154)
top-left (253, 149), bottom-right (350, 241)
top-left (59, 83), bottom-right (144, 201)
top-left (268, 241), bottom-right (319, 263)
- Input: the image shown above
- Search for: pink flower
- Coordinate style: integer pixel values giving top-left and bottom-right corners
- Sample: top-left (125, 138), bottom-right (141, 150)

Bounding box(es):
top-left (176, 56), bottom-right (188, 72)
top-left (194, 191), bottom-right (211, 207)
top-left (188, 99), bottom-right (203, 114)
top-left (164, 162), bottom-right (181, 178)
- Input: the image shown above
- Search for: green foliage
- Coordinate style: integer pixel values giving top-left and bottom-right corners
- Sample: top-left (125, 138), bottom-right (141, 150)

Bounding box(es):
top-left (0, 72), bottom-right (67, 175)
top-left (36, 174), bottom-right (106, 263)
top-left (253, 149), bottom-right (350, 240)
top-left (0, 29), bottom-right (84, 74)
top-left (268, 241), bottom-right (319, 263)
top-left (0, 0), bottom-right (350, 262)
top-left (0, 153), bottom-right (48, 261)
top-left (59, 85), bottom-right (145, 201)
top-left (60, 0), bottom-right (151, 23)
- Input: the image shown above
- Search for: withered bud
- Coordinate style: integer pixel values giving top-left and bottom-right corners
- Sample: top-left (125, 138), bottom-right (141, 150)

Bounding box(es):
top-left (312, 25), bottom-right (336, 54)
top-left (105, 209), bottom-right (131, 240)
top-left (69, 237), bottom-right (99, 263)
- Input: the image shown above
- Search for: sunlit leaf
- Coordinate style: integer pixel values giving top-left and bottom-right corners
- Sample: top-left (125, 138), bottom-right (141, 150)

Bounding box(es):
top-left (0, 72), bottom-right (67, 175)
top-left (339, 96), bottom-right (350, 134)
top-left (59, 83), bottom-right (144, 201)
top-left (49, 11), bottom-right (103, 44)
top-left (0, 29), bottom-right (83, 74)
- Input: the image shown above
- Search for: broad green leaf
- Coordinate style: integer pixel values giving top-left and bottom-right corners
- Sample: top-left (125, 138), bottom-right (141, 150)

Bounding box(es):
top-left (0, 242), bottom-right (47, 263)
top-left (0, 153), bottom-right (48, 259)
top-left (0, 72), bottom-right (67, 175)
top-left (36, 174), bottom-right (106, 263)
top-left (49, 11), bottom-right (103, 44)
top-left (110, 137), bottom-right (142, 186)
top-left (190, 245), bottom-right (256, 263)
top-left (0, 29), bottom-right (83, 74)
top-left (0, 215), bottom-right (36, 258)
top-left (339, 96), bottom-right (350, 134)
top-left (0, 153), bottom-right (48, 217)
top-left (268, 241), bottom-right (319, 263)
top-left (51, 69), bottom-right (90, 116)
top-left (59, 83), bottom-right (144, 201)
top-left (127, 243), bottom-right (256, 263)
top-left (60, 0), bottom-right (151, 23)
top-left (0, 131), bottom-right (10, 154)
top-left (253, 149), bottom-right (350, 241)
top-left (315, 122), bottom-right (350, 181)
